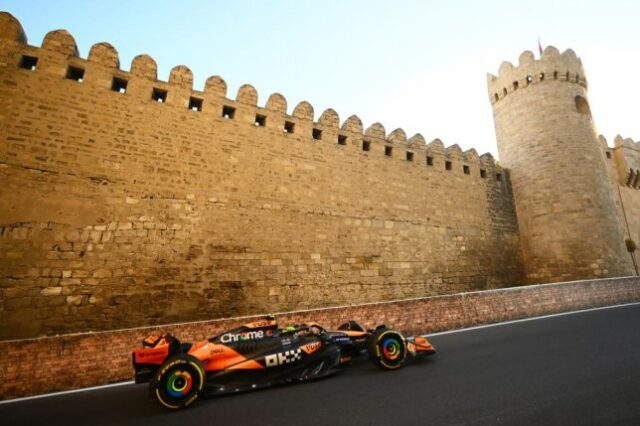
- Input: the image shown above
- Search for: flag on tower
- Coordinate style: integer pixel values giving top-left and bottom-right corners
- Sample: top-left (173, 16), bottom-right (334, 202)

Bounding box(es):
top-left (538, 37), bottom-right (543, 57)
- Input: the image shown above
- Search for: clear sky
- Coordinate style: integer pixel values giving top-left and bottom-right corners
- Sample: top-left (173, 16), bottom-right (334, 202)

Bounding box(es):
top-left (3, 0), bottom-right (640, 157)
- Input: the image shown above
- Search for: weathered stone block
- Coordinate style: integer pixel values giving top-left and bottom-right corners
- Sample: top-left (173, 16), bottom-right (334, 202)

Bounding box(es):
top-left (41, 287), bottom-right (62, 296)
top-left (93, 269), bottom-right (112, 278)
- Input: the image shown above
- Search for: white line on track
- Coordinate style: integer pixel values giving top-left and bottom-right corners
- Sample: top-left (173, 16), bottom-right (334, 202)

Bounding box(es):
top-left (0, 380), bottom-right (134, 405)
top-left (425, 301), bottom-right (640, 337)
top-left (1, 301), bottom-right (638, 404)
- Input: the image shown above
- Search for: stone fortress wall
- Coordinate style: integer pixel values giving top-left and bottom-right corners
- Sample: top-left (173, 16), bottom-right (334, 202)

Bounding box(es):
top-left (0, 13), bottom-right (525, 339)
top-left (1, 12), bottom-right (638, 341)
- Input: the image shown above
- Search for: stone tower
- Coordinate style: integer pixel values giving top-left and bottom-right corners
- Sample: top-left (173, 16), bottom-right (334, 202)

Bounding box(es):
top-left (488, 46), bottom-right (634, 284)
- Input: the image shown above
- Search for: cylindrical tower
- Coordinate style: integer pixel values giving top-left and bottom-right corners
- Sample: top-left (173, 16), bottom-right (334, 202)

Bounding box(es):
top-left (487, 46), bottom-right (634, 283)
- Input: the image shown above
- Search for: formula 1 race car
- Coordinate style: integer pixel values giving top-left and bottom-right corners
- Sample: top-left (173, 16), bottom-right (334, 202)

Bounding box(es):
top-left (132, 317), bottom-right (436, 410)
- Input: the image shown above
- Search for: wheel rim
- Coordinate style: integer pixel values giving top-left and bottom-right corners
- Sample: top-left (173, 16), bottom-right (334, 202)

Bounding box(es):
top-left (166, 369), bottom-right (193, 398)
top-left (382, 337), bottom-right (402, 361)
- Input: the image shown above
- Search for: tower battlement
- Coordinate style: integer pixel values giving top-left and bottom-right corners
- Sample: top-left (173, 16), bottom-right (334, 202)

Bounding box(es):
top-left (488, 45), bottom-right (635, 284)
top-left (487, 46), bottom-right (586, 104)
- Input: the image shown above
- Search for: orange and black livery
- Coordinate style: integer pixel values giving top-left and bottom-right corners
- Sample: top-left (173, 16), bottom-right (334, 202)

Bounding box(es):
top-left (132, 317), bottom-right (436, 410)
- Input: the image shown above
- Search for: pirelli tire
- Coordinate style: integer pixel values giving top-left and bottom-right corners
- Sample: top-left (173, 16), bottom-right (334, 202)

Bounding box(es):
top-left (151, 354), bottom-right (205, 410)
top-left (368, 328), bottom-right (408, 370)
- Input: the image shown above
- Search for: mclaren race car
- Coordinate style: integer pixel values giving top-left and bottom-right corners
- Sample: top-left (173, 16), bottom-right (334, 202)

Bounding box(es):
top-left (132, 317), bottom-right (436, 410)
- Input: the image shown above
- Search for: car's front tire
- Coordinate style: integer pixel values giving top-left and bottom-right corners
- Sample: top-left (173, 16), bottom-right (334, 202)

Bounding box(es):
top-left (151, 354), bottom-right (205, 410)
top-left (368, 327), bottom-right (407, 370)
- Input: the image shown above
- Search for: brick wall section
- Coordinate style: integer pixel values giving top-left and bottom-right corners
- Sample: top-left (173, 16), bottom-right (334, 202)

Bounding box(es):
top-left (1, 277), bottom-right (638, 400)
top-left (0, 14), bottom-right (524, 339)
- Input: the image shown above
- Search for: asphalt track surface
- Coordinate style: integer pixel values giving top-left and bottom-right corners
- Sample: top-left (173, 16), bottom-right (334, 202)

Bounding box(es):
top-left (1, 303), bottom-right (639, 426)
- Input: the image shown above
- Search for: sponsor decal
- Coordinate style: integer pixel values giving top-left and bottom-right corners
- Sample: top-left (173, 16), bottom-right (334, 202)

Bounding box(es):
top-left (138, 349), bottom-right (166, 359)
top-left (300, 341), bottom-right (322, 355)
top-left (407, 342), bottom-right (416, 352)
top-left (221, 329), bottom-right (272, 343)
top-left (210, 348), bottom-right (224, 356)
top-left (245, 319), bottom-right (276, 328)
top-left (330, 335), bottom-right (351, 344)
top-left (265, 349), bottom-right (302, 367)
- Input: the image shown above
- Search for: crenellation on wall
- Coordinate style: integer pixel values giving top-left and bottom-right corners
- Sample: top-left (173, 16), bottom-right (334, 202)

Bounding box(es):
top-left (235, 83), bottom-right (258, 106)
top-left (0, 17), bottom-right (509, 180)
top-left (87, 42), bottom-right (119, 68)
top-left (265, 92), bottom-right (287, 114)
top-left (204, 74), bottom-right (227, 96)
top-left (445, 144), bottom-right (463, 159)
top-left (41, 29), bottom-right (78, 56)
top-left (406, 133), bottom-right (425, 148)
top-left (340, 114), bottom-right (363, 134)
top-left (387, 128), bottom-right (407, 145)
top-left (130, 54), bottom-right (157, 80)
top-left (317, 108), bottom-right (338, 129)
top-left (364, 121), bottom-right (385, 140)
top-left (168, 64), bottom-right (194, 89)
top-left (0, 11), bottom-right (26, 43)
top-left (291, 100), bottom-right (313, 121)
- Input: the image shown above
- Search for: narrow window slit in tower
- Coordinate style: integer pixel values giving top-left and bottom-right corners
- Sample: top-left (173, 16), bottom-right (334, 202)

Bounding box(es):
top-left (385, 146), bottom-right (393, 157)
top-left (526, 75), bottom-right (532, 85)
top-left (338, 135), bottom-right (347, 145)
top-left (503, 88), bottom-right (507, 96)
top-left (445, 161), bottom-right (452, 171)
top-left (283, 121), bottom-right (295, 133)
top-left (66, 66), bottom-right (84, 83)
top-left (513, 81), bottom-right (519, 90)
top-left (576, 74), bottom-right (580, 83)
top-left (152, 88), bottom-right (167, 103)
top-left (494, 93), bottom-right (499, 102)
top-left (254, 114), bottom-right (266, 126)
top-left (496, 173), bottom-right (503, 181)
top-left (626, 169), bottom-right (634, 186)
top-left (312, 128), bottom-right (322, 140)
top-left (566, 71), bottom-right (570, 81)
top-left (539, 73), bottom-right (545, 81)
top-left (463, 165), bottom-right (470, 175)
top-left (426, 156), bottom-right (433, 166)
top-left (222, 105), bottom-right (235, 119)
top-left (19, 55), bottom-right (38, 71)
top-left (480, 169), bottom-right (487, 178)
top-left (606, 151), bottom-right (611, 159)
top-left (189, 97), bottom-right (203, 112)
top-left (406, 151), bottom-right (414, 162)
top-left (111, 77), bottom-right (128, 94)
top-left (362, 140), bottom-right (371, 152)
top-left (553, 71), bottom-right (558, 80)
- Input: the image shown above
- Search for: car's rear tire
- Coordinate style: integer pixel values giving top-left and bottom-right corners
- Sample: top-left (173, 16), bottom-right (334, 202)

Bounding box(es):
top-left (151, 354), bottom-right (205, 410)
top-left (368, 327), bottom-right (407, 370)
